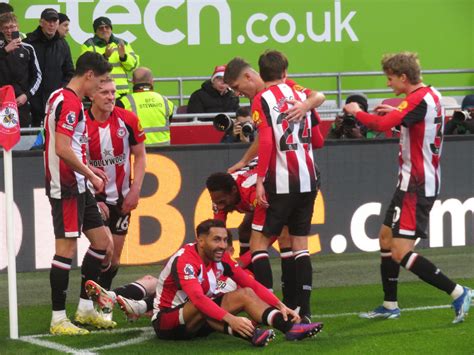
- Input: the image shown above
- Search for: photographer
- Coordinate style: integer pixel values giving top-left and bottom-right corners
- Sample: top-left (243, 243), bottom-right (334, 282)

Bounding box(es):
top-left (327, 94), bottom-right (381, 139)
top-left (217, 106), bottom-right (256, 143)
top-left (445, 94), bottom-right (474, 135)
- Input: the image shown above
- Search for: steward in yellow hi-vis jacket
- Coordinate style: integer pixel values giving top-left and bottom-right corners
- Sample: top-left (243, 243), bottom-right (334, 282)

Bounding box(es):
top-left (117, 67), bottom-right (174, 146)
top-left (81, 17), bottom-right (139, 97)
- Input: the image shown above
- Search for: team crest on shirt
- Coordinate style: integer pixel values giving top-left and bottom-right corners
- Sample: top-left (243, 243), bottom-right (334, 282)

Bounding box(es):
top-left (184, 264), bottom-right (195, 280)
top-left (397, 101), bottom-right (408, 111)
top-left (293, 84), bottom-right (305, 92)
top-left (116, 127), bottom-right (126, 138)
top-left (66, 111), bottom-right (76, 125)
top-left (252, 110), bottom-right (261, 125)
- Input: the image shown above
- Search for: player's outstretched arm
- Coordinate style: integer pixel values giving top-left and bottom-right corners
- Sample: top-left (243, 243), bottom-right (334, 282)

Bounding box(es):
top-left (227, 135), bottom-right (259, 173)
top-left (55, 132), bottom-right (105, 192)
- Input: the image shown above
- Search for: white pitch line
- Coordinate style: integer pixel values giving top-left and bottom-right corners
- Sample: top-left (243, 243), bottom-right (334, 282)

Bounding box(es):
top-left (18, 326), bottom-right (154, 355)
top-left (19, 335), bottom-right (85, 354)
top-left (312, 304), bottom-right (451, 319)
top-left (17, 304), bottom-right (456, 353)
top-left (86, 328), bottom-right (155, 352)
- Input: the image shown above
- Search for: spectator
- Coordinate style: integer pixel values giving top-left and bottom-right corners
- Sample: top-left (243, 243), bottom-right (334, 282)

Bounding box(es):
top-left (57, 13), bottom-right (70, 39)
top-left (445, 94), bottom-right (474, 135)
top-left (81, 17), bottom-right (139, 98)
top-left (187, 65), bottom-right (239, 115)
top-left (117, 67), bottom-right (174, 146)
top-left (0, 2), bottom-right (13, 15)
top-left (0, 2), bottom-right (26, 39)
top-left (25, 8), bottom-right (74, 127)
top-left (0, 13), bottom-right (42, 127)
top-left (327, 93), bottom-right (383, 139)
top-left (220, 106), bottom-right (255, 143)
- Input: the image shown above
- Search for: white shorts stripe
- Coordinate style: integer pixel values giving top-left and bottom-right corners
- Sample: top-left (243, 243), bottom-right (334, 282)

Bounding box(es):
top-left (399, 229), bottom-right (416, 236)
top-left (65, 231), bottom-right (79, 238)
top-left (251, 223), bottom-right (263, 231)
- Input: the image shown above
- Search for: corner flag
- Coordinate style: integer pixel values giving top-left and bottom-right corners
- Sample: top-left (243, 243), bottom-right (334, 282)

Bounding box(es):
top-left (0, 85), bottom-right (20, 339)
top-left (0, 85), bottom-right (20, 151)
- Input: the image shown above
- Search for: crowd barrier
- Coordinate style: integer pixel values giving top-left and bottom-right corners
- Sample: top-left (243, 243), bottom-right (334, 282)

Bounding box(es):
top-left (1, 137), bottom-right (473, 272)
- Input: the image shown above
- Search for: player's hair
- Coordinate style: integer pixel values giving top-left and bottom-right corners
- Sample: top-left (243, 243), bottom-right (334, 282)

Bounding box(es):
top-left (224, 57), bottom-right (251, 85)
top-left (236, 106), bottom-right (250, 118)
top-left (196, 219), bottom-right (226, 237)
top-left (75, 52), bottom-right (112, 77)
top-left (258, 50), bottom-right (288, 82)
top-left (0, 3), bottom-right (14, 15)
top-left (0, 12), bottom-right (16, 26)
top-left (381, 52), bottom-right (422, 85)
top-left (206, 172), bottom-right (237, 193)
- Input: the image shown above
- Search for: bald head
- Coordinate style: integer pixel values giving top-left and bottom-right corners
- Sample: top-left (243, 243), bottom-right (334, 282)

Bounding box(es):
top-left (132, 67), bottom-right (153, 85)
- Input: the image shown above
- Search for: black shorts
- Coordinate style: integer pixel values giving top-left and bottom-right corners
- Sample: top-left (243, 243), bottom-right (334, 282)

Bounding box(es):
top-left (49, 189), bottom-right (104, 239)
top-left (152, 296), bottom-right (223, 340)
top-left (102, 203), bottom-right (131, 236)
top-left (262, 190), bottom-right (317, 237)
top-left (383, 188), bottom-right (436, 240)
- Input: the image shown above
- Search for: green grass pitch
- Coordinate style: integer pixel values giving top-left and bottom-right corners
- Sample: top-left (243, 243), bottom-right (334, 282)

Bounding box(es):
top-left (1, 246), bottom-right (473, 354)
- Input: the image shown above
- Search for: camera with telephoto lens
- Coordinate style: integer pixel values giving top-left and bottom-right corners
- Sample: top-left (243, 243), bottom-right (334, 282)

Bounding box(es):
top-left (337, 112), bottom-right (357, 130)
top-left (213, 113), bottom-right (254, 137)
top-left (452, 110), bottom-right (472, 122)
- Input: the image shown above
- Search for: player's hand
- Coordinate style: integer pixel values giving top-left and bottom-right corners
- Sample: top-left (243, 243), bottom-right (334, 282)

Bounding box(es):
top-left (285, 99), bottom-right (308, 122)
top-left (90, 166), bottom-right (109, 185)
top-left (97, 201), bottom-right (110, 221)
top-left (343, 102), bottom-right (362, 116)
top-left (118, 40), bottom-right (126, 59)
top-left (5, 39), bottom-right (21, 53)
top-left (104, 44), bottom-right (114, 59)
top-left (15, 94), bottom-right (27, 107)
top-left (227, 315), bottom-right (255, 338)
top-left (276, 302), bottom-right (300, 323)
top-left (232, 122), bottom-right (242, 137)
top-left (227, 160), bottom-right (246, 173)
top-left (121, 186), bottom-right (140, 214)
top-left (256, 181), bottom-right (268, 208)
top-left (374, 104), bottom-right (396, 115)
top-left (90, 174), bottom-right (105, 193)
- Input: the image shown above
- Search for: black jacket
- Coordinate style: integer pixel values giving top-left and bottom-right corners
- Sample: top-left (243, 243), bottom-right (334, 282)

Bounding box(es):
top-left (0, 33), bottom-right (42, 100)
top-left (187, 80), bottom-right (239, 114)
top-left (24, 27), bottom-right (74, 108)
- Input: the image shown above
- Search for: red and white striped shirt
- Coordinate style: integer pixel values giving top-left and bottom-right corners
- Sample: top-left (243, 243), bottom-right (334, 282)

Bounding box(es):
top-left (252, 83), bottom-right (319, 194)
top-left (356, 86), bottom-right (443, 196)
top-left (44, 88), bottom-right (88, 199)
top-left (152, 243), bottom-right (279, 321)
top-left (86, 106), bottom-right (145, 205)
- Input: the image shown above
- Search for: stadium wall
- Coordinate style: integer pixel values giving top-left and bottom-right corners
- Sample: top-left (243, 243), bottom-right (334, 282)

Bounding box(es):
top-left (10, 0), bottom-right (474, 98)
top-left (1, 137), bottom-right (473, 272)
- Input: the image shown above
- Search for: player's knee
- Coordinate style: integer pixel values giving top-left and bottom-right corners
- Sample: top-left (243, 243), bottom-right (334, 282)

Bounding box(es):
top-left (390, 249), bottom-right (404, 264)
top-left (141, 275), bottom-right (156, 283)
top-left (240, 287), bottom-right (257, 300)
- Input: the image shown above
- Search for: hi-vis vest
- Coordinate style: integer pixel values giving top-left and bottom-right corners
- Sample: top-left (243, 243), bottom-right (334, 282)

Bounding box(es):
top-left (81, 34), bottom-right (139, 96)
top-left (121, 90), bottom-right (174, 146)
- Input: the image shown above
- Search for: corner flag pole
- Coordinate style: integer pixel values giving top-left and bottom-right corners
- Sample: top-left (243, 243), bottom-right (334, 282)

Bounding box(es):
top-left (4, 148), bottom-right (18, 339)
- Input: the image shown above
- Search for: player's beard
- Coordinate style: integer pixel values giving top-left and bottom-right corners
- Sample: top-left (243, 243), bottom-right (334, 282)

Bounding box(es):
top-left (207, 247), bottom-right (225, 262)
